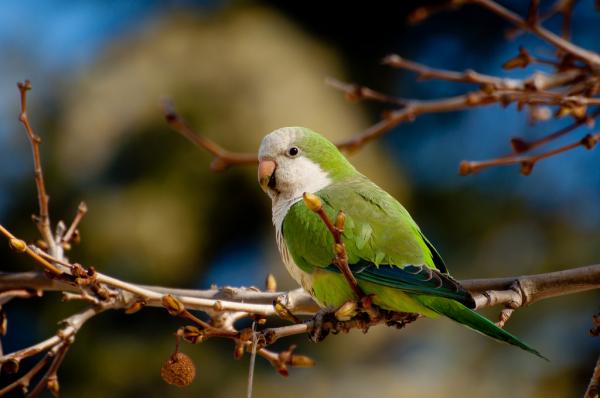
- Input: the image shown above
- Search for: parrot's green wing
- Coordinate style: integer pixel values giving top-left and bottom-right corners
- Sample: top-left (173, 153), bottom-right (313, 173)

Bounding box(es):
top-left (282, 175), bottom-right (474, 308)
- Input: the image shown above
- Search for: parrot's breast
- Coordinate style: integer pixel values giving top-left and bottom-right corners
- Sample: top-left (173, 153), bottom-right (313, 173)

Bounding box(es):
top-left (275, 227), bottom-right (315, 294)
top-left (271, 196), bottom-right (319, 300)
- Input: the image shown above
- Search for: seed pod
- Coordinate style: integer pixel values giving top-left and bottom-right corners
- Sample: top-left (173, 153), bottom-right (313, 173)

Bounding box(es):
top-left (161, 352), bottom-right (196, 387)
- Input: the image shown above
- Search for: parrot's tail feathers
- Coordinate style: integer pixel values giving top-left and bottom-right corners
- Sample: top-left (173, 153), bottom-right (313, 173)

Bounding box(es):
top-left (419, 296), bottom-right (548, 361)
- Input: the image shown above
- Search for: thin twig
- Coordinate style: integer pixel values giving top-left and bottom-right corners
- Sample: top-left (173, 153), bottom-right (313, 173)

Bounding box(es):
top-left (302, 193), bottom-right (363, 298)
top-left (27, 342), bottom-right (70, 398)
top-left (325, 77), bottom-right (409, 106)
top-left (382, 54), bottom-right (582, 91)
top-left (16, 81), bottom-right (56, 254)
top-left (511, 108), bottom-right (600, 154)
top-left (460, 130), bottom-right (600, 176)
top-left (0, 353), bottom-right (50, 396)
top-left (161, 99), bottom-right (257, 171)
top-left (61, 201), bottom-right (87, 244)
top-left (0, 225), bottom-right (62, 275)
top-left (471, 0), bottom-right (600, 68)
top-left (585, 354), bottom-right (600, 398)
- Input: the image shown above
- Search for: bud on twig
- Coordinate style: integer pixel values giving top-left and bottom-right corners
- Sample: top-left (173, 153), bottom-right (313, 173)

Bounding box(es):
top-left (265, 273), bottom-right (277, 292)
top-left (520, 160), bottom-right (534, 176)
top-left (181, 326), bottom-right (205, 344)
top-left (125, 299), bottom-right (146, 314)
top-left (3, 358), bottom-right (19, 374)
top-left (334, 243), bottom-right (346, 257)
top-left (162, 295), bottom-right (185, 316)
top-left (502, 47), bottom-right (531, 70)
top-left (335, 211), bottom-right (345, 233)
top-left (47, 375), bottom-right (60, 397)
top-left (335, 301), bottom-right (358, 321)
top-left (0, 307), bottom-right (7, 336)
top-left (233, 342), bottom-right (245, 359)
top-left (302, 192), bottom-right (322, 212)
top-left (290, 354), bottom-right (316, 368)
top-left (8, 238), bottom-right (27, 253)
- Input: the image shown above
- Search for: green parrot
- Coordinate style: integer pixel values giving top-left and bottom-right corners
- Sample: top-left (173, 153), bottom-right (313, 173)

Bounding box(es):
top-left (257, 126), bottom-right (545, 359)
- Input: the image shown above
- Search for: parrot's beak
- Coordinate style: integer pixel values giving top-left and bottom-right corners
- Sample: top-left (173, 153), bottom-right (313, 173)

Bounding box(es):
top-left (258, 158), bottom-right (277, 193)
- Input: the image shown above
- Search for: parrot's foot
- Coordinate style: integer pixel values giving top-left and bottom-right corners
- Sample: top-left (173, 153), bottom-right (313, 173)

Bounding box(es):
top-left (384, 311), bottom-right (420, 329)
top-left (308, 308), bottom-right (338, 343)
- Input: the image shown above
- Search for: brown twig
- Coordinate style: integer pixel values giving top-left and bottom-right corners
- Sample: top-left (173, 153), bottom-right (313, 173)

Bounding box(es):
top-left (470, 0), bottom-right (600, 68)
top-left (336, 91), bottom-right (496, 153)
top-left (325, 77), bottom-right (409, 107)
top-left (61, 201), bottom-right (87, 245)
top-left (511, 108), bottom-right (600, 154)
top-left (0, 225), bottom-right (62, 275)
top-left (302, 193), bottom-right (364, 299)
top-left (382, 54), bottom-right (582, 91)
top-left (585, 354), bottom-right (600, 398)
top-left (383, 55), bottom-right (523, 89)
top-left (27, 342), bottom-right (69, 398)
top-left (16, 81), bottom-right (56, 254)
top-left (0, 353), bottom-right (50, 396)
top-left (506, 0), bottom-right (578, 41)
top-left (459, 130), bottom-right (600, 176)
top-left (160, 99), bottom-right (257, 172)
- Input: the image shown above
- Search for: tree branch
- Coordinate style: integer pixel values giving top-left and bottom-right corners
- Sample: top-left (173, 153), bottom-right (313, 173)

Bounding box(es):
top-left (470, 0), bottom-right (600, 68)
top-left (16, 81), bottom-right (56, 255)
top-left (160, 99), bottom-right (258, 172)
top-left (585, 354), bottom-right (600, 398)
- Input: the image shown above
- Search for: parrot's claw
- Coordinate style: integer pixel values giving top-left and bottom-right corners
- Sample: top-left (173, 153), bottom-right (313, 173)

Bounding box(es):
top-left (308, 308), bottom-right (338, 343)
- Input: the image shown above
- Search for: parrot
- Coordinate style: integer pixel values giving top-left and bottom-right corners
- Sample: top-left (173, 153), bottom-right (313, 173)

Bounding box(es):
top-left (257, 126), bottom-right (545, 359)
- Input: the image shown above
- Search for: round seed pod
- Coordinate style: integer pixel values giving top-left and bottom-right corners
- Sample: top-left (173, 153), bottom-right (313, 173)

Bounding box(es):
top-left (160, 352), bottom-right (196, 387)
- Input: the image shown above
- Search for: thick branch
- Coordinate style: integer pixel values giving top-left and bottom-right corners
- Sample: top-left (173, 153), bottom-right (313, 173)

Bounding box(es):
top-left (463, 263), bottom-right (600, 307)
top-left (2, 262), bottom-right (599, 317)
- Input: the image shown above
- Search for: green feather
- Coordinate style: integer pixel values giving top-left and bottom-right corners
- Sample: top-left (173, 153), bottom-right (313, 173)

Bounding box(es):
top-left (416, 296), bottom-right (547, 360)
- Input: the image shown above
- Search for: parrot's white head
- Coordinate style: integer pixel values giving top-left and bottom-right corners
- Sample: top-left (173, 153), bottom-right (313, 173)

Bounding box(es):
top-left (258, 127), bottom-right (357, 225)
top-left (258, 127), bottom-right (330, 203)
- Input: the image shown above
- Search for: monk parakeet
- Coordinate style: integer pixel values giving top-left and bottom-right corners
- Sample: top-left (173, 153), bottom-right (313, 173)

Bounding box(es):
top-left (258, 126), bottom-right (544, 359)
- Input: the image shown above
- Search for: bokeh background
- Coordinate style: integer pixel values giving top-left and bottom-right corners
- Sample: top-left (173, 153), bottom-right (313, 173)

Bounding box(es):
top-left (0, 1), bottom-right (599, 397)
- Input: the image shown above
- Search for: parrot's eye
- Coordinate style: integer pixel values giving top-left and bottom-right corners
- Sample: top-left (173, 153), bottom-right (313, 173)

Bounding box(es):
top-left (287, 146), bottom-right (300, 157)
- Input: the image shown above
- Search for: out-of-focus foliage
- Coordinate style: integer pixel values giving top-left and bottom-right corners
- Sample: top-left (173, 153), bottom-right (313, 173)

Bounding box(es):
top-left (0, 1), bottom-right (598, 397)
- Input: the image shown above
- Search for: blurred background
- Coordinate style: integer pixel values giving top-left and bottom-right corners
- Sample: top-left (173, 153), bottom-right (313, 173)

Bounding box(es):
top-left (0, 0), bottom-right (599, 397)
